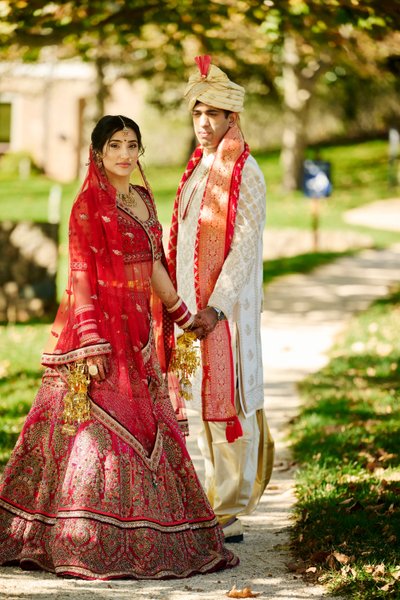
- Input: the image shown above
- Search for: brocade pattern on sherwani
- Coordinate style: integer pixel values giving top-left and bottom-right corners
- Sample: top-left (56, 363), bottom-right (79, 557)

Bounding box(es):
top-left (177, 155), bottom-right (266, 415)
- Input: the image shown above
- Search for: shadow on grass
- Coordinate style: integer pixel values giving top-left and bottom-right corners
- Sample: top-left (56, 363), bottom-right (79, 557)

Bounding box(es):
top-left (293, 478), bottom-right (400, 598)
top-left (263, 249), bottom-right (360, 285)
top-left (290, 290), bottom-right (400, 598)
top-left (295, 354), bottom-right (400, 465)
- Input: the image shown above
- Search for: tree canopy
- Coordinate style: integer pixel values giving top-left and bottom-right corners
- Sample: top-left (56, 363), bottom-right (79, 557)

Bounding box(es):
top-left (1, 0), bottom-right (400, 187)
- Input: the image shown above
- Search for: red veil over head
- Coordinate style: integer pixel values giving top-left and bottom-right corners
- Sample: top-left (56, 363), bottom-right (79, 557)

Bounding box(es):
top-left (42, 149), bottom-right (162, 455)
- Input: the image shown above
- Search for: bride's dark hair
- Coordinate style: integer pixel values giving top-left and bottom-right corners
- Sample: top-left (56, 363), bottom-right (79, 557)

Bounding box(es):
top-left (91, 115), bottom-right (144, 155)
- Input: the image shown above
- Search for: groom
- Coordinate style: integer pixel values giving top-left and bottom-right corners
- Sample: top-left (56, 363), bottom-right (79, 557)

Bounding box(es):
top-left (168, 56), bottom-right (274, 543)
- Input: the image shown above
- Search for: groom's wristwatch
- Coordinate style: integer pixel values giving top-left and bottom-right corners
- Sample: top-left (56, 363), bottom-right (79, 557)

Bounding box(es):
top-left (208, 306), bottom-right (226, 321)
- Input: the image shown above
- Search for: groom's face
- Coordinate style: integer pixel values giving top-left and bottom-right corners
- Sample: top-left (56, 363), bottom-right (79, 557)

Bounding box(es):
top-left (191, 102), bottom-right (236, 154)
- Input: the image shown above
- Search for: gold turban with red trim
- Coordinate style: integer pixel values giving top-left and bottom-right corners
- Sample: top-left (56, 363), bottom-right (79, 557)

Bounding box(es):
top-left (184, 55), bottom-right (245, 113)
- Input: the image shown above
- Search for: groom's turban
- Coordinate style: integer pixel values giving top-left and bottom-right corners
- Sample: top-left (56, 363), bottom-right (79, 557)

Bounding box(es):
top-left (184, 55), bottom-right (245, 113)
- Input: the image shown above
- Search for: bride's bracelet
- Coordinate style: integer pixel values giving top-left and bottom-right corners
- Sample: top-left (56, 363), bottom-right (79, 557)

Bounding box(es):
top-left (166, 297), bottom-right (194, 330)
top-left (74, 304), bottom-right (100, 346)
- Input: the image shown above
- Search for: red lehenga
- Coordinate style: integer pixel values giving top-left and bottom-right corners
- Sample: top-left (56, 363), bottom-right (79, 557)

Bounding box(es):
top-left (0, 152), bottom-right (238, 580)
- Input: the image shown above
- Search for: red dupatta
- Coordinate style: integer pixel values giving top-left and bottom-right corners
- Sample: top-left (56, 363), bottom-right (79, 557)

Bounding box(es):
top-left (42, 149), bottom-right (161, 456)
top-left (168, 125), bottom-right (249, 442)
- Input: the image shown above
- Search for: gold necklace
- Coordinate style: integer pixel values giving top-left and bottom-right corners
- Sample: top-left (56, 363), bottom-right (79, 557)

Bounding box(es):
top-left (117, 187), bottom-right (137, 208)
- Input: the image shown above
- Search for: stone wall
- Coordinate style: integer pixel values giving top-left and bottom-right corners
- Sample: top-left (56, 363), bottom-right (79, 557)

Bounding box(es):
top-left (0, 221), bottom-right (58, 322)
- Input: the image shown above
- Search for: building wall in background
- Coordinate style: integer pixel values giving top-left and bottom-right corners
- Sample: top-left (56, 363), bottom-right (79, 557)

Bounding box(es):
top-left (0, 61), bottom-right (194, 182)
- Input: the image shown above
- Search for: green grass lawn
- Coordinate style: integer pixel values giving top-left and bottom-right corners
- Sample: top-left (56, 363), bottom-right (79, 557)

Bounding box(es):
top-left (1, 138), bottom-right (398, 233)
top-left (0, 323), bottom-right (49, 464)
top-left (291, 288), bottom-right (400, 599)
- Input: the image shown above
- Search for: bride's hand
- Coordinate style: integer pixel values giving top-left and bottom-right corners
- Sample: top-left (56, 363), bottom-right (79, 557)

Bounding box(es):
top-left (87, 355), bottom-right (109, 381)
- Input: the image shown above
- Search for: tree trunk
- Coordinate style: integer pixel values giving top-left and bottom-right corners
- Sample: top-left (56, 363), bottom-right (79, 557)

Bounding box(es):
top-left (94, 54), bottom-right (109, 122)
top-left (281, 104), bottom-right (309, 191)
top-left (280, 34), bottom-right (317, 191)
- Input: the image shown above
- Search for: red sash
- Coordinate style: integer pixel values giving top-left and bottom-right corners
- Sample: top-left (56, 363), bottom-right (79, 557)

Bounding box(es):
top-left (168, 126), bottom-right (249, 442)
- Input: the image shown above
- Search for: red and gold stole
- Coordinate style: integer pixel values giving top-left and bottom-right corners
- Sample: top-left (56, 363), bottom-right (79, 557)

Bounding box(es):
top-left (168, 125), bottom-right (249, 442)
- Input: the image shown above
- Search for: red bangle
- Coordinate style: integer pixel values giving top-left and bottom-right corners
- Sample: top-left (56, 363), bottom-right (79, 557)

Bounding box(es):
top-left (74, 304), bottom-right (100, 344)
top-left (167, 298), bottom-right (194, 329)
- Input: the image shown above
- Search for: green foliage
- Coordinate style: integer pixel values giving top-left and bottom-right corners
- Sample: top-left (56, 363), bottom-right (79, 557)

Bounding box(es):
top-left (2, 0), bottom-right (399, 84)
top-left (291, 289), bottom-right (400, 598)
top-left (2, 0), bottom-right (399, 189)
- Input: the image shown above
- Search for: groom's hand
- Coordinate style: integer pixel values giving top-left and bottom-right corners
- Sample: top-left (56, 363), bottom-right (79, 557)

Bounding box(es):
top-left (194, 307), bottom-right (219, 337)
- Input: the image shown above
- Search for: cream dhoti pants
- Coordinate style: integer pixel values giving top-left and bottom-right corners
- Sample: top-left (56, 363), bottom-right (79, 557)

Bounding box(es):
top-left (190, 406), bottom-right (274, 527)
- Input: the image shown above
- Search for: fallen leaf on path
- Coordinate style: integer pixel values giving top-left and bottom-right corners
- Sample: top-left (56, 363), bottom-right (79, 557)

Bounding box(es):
top-left (341, 565), bottom-right (357, 577)
top-left (385, 504), bottom-right (396, 516)
top-left (377, 449), bottom-right (396, 461)
top-left (375, 564), bottom-right (386, 573)
top-left (365, 502), bottom-right (386, 512)
top-left (364, 563), bottom-right (387, 580)
top-left (365, 565), bottom-right (375, 574)
top-left (226, 584), bottom-right (261, 598)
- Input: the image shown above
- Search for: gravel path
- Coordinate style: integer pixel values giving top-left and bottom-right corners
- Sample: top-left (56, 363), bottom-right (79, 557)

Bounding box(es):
top-left (344, 198), bottom-right (400, 232)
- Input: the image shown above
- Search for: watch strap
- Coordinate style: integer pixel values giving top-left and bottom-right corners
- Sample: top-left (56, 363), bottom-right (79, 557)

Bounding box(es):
top-left (208, 306), bottom-right (225, 321)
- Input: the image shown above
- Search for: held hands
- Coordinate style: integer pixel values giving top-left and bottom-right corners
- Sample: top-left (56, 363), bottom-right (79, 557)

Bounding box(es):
top-left (189, 307), bottom-right (219, 340)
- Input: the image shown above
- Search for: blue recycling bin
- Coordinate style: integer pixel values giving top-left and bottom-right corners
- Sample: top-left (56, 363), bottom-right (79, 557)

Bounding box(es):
top-left (303, 160), bottom-right (332, 198)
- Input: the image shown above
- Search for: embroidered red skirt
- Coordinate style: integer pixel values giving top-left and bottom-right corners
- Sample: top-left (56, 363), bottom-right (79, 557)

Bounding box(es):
top-left (0, 372), bottom-right (238, 579)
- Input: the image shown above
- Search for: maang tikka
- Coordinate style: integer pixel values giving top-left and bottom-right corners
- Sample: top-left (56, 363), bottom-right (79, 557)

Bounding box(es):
top-left (119, 115), bottom-right (129, 138)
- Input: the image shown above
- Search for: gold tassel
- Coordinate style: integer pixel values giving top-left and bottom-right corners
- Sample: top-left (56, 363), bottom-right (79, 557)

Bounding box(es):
top-left (169, 331), bottom-right (200, 401)
top-left (61, 360), bottom-right (91, 435)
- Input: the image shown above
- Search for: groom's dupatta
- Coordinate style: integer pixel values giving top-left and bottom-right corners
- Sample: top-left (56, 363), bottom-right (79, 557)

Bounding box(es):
top-left (168, 125), bottom-right (249, 442)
